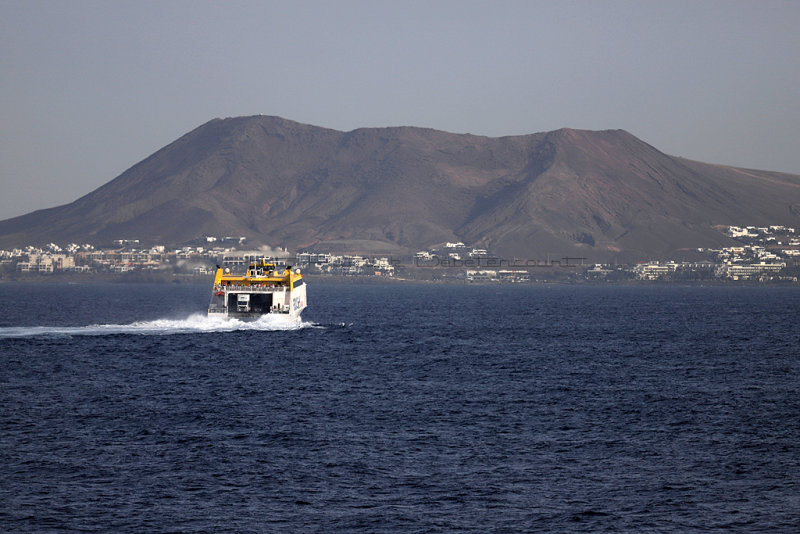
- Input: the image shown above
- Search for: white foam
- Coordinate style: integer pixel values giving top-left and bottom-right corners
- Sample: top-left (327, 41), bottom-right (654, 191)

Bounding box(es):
top-left (0, 313), bottom-right (316, 338)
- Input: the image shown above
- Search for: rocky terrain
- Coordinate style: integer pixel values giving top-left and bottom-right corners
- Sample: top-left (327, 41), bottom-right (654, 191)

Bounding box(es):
top-left (1, 115), bottom-right (798, 261)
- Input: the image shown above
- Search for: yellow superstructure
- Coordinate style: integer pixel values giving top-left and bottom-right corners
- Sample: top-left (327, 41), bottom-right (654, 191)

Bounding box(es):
top-left (213, 259), bottom-right (303, 288)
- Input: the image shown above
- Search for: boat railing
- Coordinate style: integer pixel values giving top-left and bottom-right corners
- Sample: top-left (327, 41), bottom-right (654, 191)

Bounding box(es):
top-left (214, 284), bottom-right (287, 293)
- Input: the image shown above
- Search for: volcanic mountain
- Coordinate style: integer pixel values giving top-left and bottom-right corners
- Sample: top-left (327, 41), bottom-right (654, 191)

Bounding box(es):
top-left (1, 115), bottom-right (799, 261)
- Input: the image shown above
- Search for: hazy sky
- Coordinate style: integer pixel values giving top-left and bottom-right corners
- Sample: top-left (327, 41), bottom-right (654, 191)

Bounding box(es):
top-left (2, 0), bottom-right (799, 219)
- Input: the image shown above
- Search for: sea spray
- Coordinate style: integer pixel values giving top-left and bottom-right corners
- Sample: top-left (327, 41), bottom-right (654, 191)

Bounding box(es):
top-left (0, 313), bottom-right (315, 339)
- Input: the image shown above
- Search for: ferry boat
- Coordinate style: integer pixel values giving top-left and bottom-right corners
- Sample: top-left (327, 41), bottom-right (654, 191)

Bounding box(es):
top-left (207, 259), bottom-right (307, 320)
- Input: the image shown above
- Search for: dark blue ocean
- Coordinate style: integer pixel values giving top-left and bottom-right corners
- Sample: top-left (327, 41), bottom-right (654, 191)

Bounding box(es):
top-left (1, 282), bottom-right (799, 533)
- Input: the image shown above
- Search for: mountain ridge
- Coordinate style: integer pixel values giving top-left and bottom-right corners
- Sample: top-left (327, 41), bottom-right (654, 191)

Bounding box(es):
top-left (1, 115), bottom-right (798, 261)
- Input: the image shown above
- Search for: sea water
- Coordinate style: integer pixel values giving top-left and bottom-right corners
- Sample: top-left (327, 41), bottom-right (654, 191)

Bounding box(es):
top-left (1, 282), bottom-right (799, 532)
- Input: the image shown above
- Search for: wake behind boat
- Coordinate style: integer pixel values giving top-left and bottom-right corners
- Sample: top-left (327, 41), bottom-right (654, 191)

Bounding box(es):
top-left (207, 259), bottom-right (307, 320)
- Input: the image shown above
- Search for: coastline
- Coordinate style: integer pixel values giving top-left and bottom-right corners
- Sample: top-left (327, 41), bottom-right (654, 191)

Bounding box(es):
top-left (1, 271), bottom-right (798, 287)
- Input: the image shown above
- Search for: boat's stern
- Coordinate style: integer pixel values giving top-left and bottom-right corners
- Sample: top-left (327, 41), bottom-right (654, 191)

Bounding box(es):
top-left (206, 262), bottom-right (307, 320)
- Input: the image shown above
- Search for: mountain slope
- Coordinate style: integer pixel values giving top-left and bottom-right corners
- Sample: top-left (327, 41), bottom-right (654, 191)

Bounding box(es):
top-left (1, 115), bottom-right (798, 261)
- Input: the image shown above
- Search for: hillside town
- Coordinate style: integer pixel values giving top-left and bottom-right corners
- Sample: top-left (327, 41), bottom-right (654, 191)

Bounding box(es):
top-left (624, 225), bottom-right (799, 283)
top-left (1, 226), bottom-right (798, 283)
top-left (0, 236), bottom-right (399, 280)
top-left (412, 225), bottom-right (799, 283)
